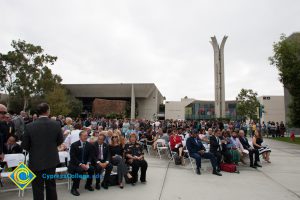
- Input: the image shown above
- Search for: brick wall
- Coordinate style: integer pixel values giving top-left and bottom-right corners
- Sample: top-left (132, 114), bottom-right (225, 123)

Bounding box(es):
top-left (92, 98), bottom-right (127, 116)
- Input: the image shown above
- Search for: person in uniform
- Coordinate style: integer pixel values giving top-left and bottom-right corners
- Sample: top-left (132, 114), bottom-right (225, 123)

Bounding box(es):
top-left (124, 133), bottom-right (148, 184)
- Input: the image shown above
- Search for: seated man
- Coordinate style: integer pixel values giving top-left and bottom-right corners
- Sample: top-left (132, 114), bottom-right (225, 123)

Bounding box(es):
top-left (209, 129), bottom-right (222, 172)
top-left (186, 130), bottom-right (222, 176)
top-left (93, 134), bottom-right (113, 190)
top-left (239, 130), bottom-right (261, 168)
top-left (68, 130), bottom-right (95, 196)
top-left (3, 136), bottom-right (22, 154)
top-left (124, 133), bottom-right (148, 184)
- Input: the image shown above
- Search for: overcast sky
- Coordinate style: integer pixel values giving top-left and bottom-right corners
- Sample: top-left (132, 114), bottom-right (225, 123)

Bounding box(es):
top-left (1, 0), bottom-right (299, 101)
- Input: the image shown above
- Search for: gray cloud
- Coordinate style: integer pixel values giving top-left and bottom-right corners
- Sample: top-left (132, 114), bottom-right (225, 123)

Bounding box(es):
top-left (1, 0), bottom-right (299, 100)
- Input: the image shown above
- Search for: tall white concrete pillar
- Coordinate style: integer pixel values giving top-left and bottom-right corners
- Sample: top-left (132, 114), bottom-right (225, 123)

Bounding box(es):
top-left (210, 36), bottom-right (227, 118)
top-left (131, 84), bottom-right (135, 119)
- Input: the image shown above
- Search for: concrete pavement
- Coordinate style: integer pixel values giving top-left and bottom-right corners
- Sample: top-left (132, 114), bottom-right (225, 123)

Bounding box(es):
top-left (1, 138), bottom-right (300, 200)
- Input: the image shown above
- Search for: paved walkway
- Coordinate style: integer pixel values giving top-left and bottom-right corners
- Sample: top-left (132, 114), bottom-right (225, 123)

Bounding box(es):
top-left (1, 138), bottom-right (300, 200)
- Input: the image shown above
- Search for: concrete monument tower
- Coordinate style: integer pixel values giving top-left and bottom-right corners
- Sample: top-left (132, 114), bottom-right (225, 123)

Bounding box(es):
top-left (210, 36), bottom-right (227, 118)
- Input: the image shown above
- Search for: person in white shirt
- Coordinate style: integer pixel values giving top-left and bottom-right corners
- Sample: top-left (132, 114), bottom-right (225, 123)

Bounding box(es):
top-left (64, 124), bottom-right (82, 150)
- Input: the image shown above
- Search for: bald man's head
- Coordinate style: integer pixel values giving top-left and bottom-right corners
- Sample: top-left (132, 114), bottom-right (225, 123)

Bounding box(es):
top-left (0, 104), bottom-right (8, 121)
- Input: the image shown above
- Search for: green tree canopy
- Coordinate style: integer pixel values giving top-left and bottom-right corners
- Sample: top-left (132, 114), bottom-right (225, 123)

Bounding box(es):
top-left (236, 89), bottom-right (260, 120)
top-left (0, 39), bottom-right (61, 111)
top-left (269, 33), bottom-right (300, 127)
top-left (46, 86), bottom-right (71, 116)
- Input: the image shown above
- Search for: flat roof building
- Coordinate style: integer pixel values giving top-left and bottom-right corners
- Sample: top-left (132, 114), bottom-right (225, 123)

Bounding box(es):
top-left (165, 98), bottom-right (195, 120)
top-left (64, 83), bottom-right (164, 120)
top-left (258, 95), bottom-right (285, 124)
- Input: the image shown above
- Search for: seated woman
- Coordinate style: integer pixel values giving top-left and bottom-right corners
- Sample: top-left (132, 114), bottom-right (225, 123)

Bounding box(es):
top-left (169, 129), bottom-right (184, 163)
top-left (124, 133), bottom-right (148, 185)
top-left (109, 133), bottom-right (132, 188)
top-left (227, 131), bottom-right (244, 165)
top-left (145, 129), bottom-right (155, 146)
top-left (252, 130), bottom-right (271, 163)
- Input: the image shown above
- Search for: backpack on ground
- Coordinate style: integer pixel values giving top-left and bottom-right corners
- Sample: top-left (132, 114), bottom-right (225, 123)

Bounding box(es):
top-left (220, 163), bottom-right (239, 173)
top-left (174, 154), bottom-right (182, 165)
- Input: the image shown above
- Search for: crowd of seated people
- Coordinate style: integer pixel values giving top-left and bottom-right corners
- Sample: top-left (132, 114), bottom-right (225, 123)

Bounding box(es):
top-left (117, 119), bottom-right (271, 176)
top-left (0, 109), bottom-right (275, 196)
top-left (66, 129), bottom-right (148, 196)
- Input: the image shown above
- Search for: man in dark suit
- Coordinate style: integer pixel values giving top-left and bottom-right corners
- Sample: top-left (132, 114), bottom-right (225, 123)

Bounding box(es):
top-left (93, 134), bottom-right (113, 190)
top-left (209, 129), bottom-right (222, 172)
top-left (0, 104), bottom-right (8, 162)
top-left (22, 103), bottom-right (64, 200)
top-left (186, 130), bottom-right (222, 176)
top-left (68, 130), bottom-right (95, 196)
top-left (238, 130), bottom-right (261, 168)
top-left (3, 136), bottom-right (22, 154)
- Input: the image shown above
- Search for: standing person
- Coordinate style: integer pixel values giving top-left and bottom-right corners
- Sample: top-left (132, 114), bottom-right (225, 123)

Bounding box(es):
top-left (13, 111), bottom-right (26, 141)
top-left (5, 113), bottom-right (15, 139)
top-left (0, 104), bottom-right (8, 162)
top-left (279, 121), bottom-right (286, 137)
top-left (22, 103), bottom-right (64, 200)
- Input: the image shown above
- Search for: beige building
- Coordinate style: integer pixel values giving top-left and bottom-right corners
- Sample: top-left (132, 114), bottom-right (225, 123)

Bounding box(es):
top-left (165, 98), bottom-right (195, 120)
top-left (258, 96), bottom-right (285, 123)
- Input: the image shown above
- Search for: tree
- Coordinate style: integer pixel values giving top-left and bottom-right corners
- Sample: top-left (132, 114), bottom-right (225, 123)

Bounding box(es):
top-left (45, 86), bottom-right (71, 116)
top-left (236, 89), bottom-right (260, 120)
top-left (0, 51), bottom-right (22, 109)
top-left (0, 39), bottom-right (60, 111)
top-left (68, 95), bottom-right (83, 118)
top-left (269, 33), bottom-right (300, 127)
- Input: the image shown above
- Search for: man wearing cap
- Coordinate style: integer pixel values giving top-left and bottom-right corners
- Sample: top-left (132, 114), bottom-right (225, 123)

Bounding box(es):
top-left (186, 130), bottom-right (222, 176)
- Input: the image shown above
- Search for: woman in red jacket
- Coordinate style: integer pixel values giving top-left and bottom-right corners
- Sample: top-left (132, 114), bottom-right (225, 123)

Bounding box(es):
top-left (170, 129), bottom-right (184, 159)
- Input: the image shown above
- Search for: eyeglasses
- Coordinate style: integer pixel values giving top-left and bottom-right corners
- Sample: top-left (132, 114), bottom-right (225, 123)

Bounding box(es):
top-left (112, 136), bottom-right (118, 139)
top-left (0, 111), bottom-right (7, 115)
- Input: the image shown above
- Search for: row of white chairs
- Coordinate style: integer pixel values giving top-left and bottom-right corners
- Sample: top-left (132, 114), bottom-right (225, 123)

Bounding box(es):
top-left (144, 139), bottom-right (197, 174)
top-left (0, 151), bottom-right (71, 198)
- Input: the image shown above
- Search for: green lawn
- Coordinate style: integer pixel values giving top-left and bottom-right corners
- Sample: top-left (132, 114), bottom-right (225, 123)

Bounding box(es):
top-left (271, 137), bottom-right (300, 145)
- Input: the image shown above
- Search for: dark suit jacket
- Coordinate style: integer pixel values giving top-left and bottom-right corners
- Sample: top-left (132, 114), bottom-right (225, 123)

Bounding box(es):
top-left (0, 121), bottom-right (8, 152)
top-left (3, 143), bottom-right (23, 154)
top-left (93, 142), bottom-right (110, 164)
top-left (186, 136), bottom-right (205, 154)
top-left (69, 140), bottom-right (94, 167)
top-left (209, 135), bottom-right (221, 154)
top-left (21, 117), bottom-right (63, 171)
top-left (239, 136), bottom-right (251, 150)
top-left (0, 131), bottom-right (3, 154)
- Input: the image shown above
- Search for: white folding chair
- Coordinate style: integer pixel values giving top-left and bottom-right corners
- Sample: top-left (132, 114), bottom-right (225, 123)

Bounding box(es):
top-left (56, 151), bottom-right (71, 190)
top-left (145, 140), bottom-right (154, 156)
top-left (183, 149), bottom-right (196, 173)
top-left (168, 142), bottom-right (177, 161)
top-left (0, 153), bottom-right (25, 197)
top-left (156, 139), bottom-right (169, 159)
